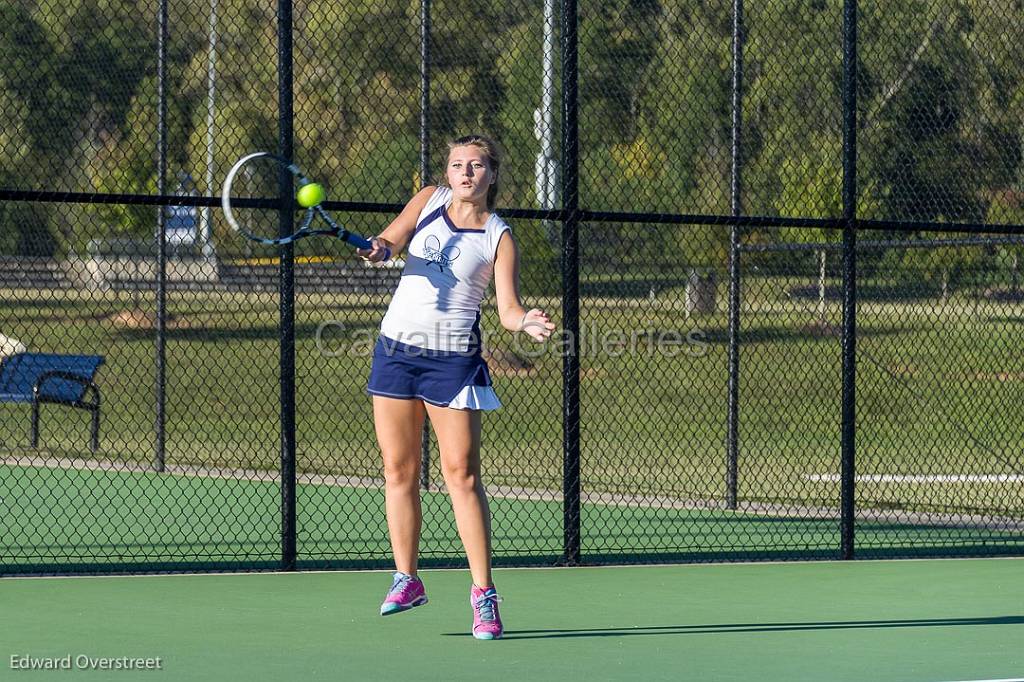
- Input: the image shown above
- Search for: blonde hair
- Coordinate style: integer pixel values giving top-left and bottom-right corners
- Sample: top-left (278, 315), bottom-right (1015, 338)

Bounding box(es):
top-left (445, 134), bottom-right (502, 211)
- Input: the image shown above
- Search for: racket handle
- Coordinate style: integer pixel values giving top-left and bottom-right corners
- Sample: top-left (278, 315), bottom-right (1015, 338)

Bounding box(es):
top-left (344, 232), bottom-right (391, 261)
top-left (344, 232), bottom-right (373, 250)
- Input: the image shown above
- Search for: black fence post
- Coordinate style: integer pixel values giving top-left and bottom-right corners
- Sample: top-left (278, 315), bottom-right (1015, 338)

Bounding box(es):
top-left (561, 0), bottom-right (581, 566)
top-left (726, 0), bottom-right (744, 511)
top-left (840, 0), bottom-right (858, 560)
top-left (278, 0), bottom-right (297, 572)
top-left (419, 0), bottom-right (432, 492)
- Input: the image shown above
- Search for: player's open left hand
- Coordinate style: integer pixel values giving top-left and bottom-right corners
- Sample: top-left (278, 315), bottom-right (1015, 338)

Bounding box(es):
top-left (521, 308), bottom-right (555, 342)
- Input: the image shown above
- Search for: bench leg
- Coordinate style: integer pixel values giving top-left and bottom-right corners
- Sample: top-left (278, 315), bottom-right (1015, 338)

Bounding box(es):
top-left (30, 400), bottom-right (40, 448)
top-left (90, 408), bottom-right (100, 453)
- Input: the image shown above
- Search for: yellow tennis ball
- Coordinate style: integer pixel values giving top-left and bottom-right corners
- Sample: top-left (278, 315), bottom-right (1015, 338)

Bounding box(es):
top-left (296, 182), bottom-right (325, 208)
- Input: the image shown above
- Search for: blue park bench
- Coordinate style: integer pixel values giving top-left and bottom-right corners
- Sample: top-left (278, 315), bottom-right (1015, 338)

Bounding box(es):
top-left (0, 353), bottom-right (104, 453)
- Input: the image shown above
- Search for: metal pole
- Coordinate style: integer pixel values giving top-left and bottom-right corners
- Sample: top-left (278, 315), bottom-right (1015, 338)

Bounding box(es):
top-left (726, 0), bottom-right (743, 510)
top-left (419, 0), bottom-right (431, 187)
top-left (201, 0), bottom-right (219, 259)
top-left (419, 0), bottom-right (432, 491)
top-left (561, 0), bottom-right (581, 566)
top-left (278, 0), bottom-right (297, 571)
top-left (840, 0), bottom-right (858, 560)
top-left (535, 0), bottom-right (559, 246)
top-left (154, 0), bottom-right (168, 473)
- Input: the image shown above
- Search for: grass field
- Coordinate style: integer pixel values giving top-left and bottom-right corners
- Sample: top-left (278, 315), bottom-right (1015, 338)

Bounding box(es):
top-left (1, 271), bottom-right (1022, 565)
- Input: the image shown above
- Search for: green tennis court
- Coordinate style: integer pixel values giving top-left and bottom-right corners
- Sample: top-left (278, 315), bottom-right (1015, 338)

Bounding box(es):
top-left (1, 559), bottom-right (1021, 681)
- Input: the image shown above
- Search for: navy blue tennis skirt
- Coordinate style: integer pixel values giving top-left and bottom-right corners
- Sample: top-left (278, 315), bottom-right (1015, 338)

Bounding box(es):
top-left (367, 336), bottom-right (501, 410)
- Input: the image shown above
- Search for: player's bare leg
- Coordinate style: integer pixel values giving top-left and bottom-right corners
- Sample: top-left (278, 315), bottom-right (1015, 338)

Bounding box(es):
top-left (374, 395), bottom-right (427, 576)
top-left (425, 404), bottom-right (492, 588)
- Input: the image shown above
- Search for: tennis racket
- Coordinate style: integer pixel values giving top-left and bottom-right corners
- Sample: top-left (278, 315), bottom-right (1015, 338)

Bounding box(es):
top-left (221, 151), bottom-right (389, 259)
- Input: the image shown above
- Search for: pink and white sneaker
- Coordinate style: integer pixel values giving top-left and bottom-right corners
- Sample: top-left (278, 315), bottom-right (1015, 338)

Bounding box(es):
top-left (380, 572), bottom-right (428, 616)
top-left (470, 585), bottom-right (503, 640)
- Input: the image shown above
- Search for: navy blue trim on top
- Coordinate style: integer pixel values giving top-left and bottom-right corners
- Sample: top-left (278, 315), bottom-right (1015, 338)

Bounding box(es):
top-left (414, 187), bottom-right (490, 234)
top-left (442, 206), bottom-right (487, 233)
top-left (416, 205), bottom-right (445, 233)
top-left (414, 203), bottom-right (488, 234)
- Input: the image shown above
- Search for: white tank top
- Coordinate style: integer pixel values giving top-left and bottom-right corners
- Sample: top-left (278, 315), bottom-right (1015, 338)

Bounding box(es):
top-left (380, 186), bottom-right (511, 352)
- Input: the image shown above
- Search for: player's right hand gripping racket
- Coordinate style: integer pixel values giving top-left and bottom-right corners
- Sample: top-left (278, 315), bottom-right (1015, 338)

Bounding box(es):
top-left (221, 151), bottom-right (390, 259)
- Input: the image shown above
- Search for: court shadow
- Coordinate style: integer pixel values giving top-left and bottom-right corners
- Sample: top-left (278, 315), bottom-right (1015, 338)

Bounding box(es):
top-left (443, 615), bottom-right (1024, 639)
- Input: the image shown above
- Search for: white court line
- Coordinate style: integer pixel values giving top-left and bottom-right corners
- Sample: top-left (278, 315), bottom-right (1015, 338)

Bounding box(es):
top-left (805, 474), bottom-right (1024, 483)
top-left (932, 678), bottom-right (1024, 682)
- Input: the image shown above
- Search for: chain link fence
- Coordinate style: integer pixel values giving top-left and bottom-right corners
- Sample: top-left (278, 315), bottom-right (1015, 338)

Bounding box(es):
top-left (1, 0), bottom-right (1022, 574)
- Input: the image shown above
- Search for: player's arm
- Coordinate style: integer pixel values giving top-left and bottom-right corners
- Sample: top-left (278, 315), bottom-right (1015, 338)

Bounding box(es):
top-left (493, 229), bottom-right (555, 342)
top-left (358, 186), bottom-right (436, 261)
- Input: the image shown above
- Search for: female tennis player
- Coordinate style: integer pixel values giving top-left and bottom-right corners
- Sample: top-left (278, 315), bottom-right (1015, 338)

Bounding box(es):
top-left (358, 134), bottom-right (555, 640)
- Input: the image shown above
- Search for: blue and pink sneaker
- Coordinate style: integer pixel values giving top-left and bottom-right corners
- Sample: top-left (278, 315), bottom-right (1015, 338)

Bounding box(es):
top-left (470, 585), bottom-right (503, 640)
top-left (380, 572), bottom-right (428, 616)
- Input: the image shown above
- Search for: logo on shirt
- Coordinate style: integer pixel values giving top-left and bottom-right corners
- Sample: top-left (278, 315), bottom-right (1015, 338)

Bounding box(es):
top-left (422, 234), bottom-right (461, 272)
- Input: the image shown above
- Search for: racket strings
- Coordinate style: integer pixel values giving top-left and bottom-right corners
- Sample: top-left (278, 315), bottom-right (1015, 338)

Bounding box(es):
top-left (224, 153), bottom-right (309, 244)
top-left (223, 152), bottom-right (372, 250)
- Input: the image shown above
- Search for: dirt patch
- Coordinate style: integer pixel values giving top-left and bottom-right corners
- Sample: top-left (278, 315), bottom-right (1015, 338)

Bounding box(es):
top-left (483, 348), bottom-right (537, 377)
top-left (482, 350), bottom-right (610, 381)
top-left (799, 320), bottom-right (842, 337)
top-left (974, 371), bottom-right (1024, 383)
top-left (885, 364), bottom-right (916, 377)
top-left (105, 309), bottom-right (189, 330)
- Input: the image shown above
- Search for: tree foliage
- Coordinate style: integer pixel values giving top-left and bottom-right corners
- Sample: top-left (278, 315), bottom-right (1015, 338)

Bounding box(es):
top-left (0, 0), bottom-right (1021, 291)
